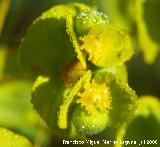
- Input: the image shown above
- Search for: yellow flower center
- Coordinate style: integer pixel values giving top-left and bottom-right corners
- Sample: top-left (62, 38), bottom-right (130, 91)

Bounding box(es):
top-left (77, 80), bottom-right (112, 114)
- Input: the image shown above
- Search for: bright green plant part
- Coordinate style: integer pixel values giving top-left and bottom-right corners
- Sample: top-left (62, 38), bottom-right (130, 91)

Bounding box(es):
top-left (19, 2), bottom-right (137, 138)
top-left (115, 96), bottom-right (160, 147)
top-left (18, 3), bottom-right (90, 77)
top-left (66, 14), bottom-right (86, 69)
top-left (80, 24), bottom-right (134, 67)
top-left (93, 71), bottom-right (137, 128)
top-left (31, 75), bottom-right (65, 131)
top-left (31, 71), bottom-right (91, 135)
top-left (58, 70), bottom-right (91, 129)
top-left (75, 10), bottom-right (109, 36)
top-left (109, 80), bottom-right (137, 128)
top-left (0, 127), bottom-right (32, 147)
top-left (115, 64), bottom-right (128, 82)
top-left (72, 105), bottom-right (109, 136)
top-left (92, 64), bottom-right (128, 83)
top-left (76, 78), bottom-right (112, 115)
top-left (71, 70), bottom-right (136, 136)
top-left (135, 0), bottom-right (160, 64)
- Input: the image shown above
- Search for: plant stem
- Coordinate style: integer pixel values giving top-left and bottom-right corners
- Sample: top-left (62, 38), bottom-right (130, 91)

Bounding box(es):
top-left (0, 0), bottom-right (10, 34)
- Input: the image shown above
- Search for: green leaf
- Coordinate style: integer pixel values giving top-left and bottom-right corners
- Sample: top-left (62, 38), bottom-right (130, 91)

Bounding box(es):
top-left (135, 0), bottom-right (160, 64)
top-left (18, 3), bottom-right (90, 77)
top-left (115, 96), bottom-right (160, 147)
top-left (0, 127), bottom-right (32, 147)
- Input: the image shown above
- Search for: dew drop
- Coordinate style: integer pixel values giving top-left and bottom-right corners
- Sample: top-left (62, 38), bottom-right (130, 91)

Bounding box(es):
top-left (83, 21), bottom-right (86, 24)
top-left (4, 132), bottom-right (7, 136)
top-left (92, 19), bottom-right (96, 23)
top-left (82, 125), bottom-right (85, 129)
top-left (120, 30), bottom-right (125, 35)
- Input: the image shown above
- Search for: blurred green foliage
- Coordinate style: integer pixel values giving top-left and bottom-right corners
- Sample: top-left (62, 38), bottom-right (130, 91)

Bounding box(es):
top-left (116, 96), bottom-right (160, 147)
top-left (0, 127), bottom-right (33, 147)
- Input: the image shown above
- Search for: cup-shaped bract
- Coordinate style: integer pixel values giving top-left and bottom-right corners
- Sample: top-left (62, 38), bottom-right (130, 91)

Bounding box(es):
top-left (80, 25), bottom-right (134, 67)
top-left (18, 3), bottom-right (90, 77)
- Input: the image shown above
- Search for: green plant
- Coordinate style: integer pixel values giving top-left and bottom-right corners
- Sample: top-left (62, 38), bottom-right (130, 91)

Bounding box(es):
top-left (18, 3), bottom-right (137, 138)
top-left (0, 0), bottom-right (160, 146)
